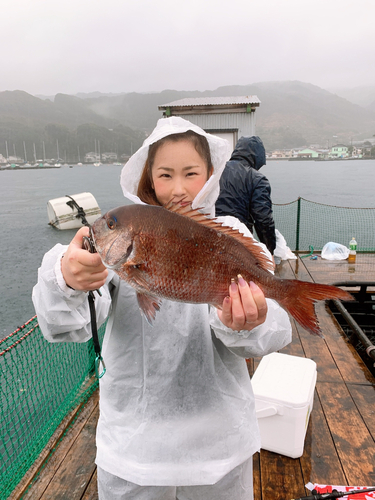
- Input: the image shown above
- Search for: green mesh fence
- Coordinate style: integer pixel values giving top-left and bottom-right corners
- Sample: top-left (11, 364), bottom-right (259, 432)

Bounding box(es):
top-left (0, 316), bottom-right (106, 500)
top-left (272, 198), bottom-right (375, 252)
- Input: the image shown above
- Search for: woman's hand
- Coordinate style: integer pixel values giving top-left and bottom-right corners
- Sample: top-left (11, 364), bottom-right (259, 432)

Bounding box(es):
top-left (61, 227), bottom-right (108, 291)
top-left (217, 276), bottom-right (268, 331)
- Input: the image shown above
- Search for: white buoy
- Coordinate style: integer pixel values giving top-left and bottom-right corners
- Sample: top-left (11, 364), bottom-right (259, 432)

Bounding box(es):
top-left (47, 192), bottom-right (101, 230)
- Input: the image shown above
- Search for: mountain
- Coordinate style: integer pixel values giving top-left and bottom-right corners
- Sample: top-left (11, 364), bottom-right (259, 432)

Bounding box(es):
top-left (1, 81), bottom-right (375, 160)
top-left (328, 85), bottom-right (375, 109)
top-left (80, 81), bottom-right (375, 150)
top-left (235, 81), bottom-right (375, 149)
top-left (0, 90), bottom-right (144, 162)
top-left (0, 90), bottom-right (110, 129)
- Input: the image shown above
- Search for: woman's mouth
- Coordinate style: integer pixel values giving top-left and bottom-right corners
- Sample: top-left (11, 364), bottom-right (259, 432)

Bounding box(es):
top-left (172, 198), bottom-right (191, 207)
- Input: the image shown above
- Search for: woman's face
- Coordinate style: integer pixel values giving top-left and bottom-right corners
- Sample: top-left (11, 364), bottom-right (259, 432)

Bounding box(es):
top-left (151, 139), bottom-right (212, 206)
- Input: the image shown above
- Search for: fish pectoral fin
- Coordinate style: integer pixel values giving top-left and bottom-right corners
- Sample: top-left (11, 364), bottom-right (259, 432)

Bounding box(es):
top-left (126, 259), bottom-right (149, 289)
top-left (137, 292), bottom-right (162, 325)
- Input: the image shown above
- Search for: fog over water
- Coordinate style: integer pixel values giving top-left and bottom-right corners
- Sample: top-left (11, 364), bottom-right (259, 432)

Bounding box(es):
top-left (1, 159), bottom-right (374, 338)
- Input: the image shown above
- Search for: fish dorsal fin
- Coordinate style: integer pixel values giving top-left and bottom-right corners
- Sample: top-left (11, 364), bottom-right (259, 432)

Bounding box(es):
top-left (164, 202), bottom-right (274, 273)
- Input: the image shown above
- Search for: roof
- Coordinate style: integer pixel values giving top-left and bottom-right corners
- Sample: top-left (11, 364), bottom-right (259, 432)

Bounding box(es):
top-left (158, 95), bottom-right (260, 109)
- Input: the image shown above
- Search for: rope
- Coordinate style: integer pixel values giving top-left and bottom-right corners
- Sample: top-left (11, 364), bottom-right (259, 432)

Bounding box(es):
top-left (300, 245), bottom-right (314, 258)
top-left (65, 195), bottom-right (90, 226)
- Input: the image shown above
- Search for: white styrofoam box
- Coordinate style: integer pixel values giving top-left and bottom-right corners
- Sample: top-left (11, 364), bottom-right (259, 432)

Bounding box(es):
top-left (251, 352), bottom-right (317, 458)
top-left (47, 192), bottom-right (101, 230)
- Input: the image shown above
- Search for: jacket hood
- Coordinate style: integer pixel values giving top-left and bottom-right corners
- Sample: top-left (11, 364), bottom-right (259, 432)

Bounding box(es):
top-left (229, 136), bottom-right (266, 171)
top-left (120, 116), bottom-right (231, 215)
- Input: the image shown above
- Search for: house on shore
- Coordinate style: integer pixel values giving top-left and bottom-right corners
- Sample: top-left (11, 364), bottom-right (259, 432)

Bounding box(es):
top-left (268, 149), bottom-right (294, 159)
top-left (330, 144), bottom-right (349, 158)
top-left (158, 96), bottom-right (260, 150)
top-left (101, 152), bottom-right (118, 163)
top-left (296, 148), bottom-right (320, 158)
top-left (84, 152), bottom-right (100, 163)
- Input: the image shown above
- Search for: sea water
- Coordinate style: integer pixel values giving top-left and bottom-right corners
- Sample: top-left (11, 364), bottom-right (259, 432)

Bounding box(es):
top-left (1, 159), bottom-right (375, 338)
top-left (262, 159), bottom-right (375, 207)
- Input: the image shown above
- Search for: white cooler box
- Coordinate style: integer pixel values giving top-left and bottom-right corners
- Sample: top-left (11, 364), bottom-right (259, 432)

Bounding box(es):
top-left (251, 352), bottom-right (317, 458)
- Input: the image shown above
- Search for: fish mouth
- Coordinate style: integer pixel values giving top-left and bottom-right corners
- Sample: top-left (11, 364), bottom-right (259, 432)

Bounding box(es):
top-left (91, 218), bottom-right (135, 270)
top-left (90, 226), bottom-right (125, 269)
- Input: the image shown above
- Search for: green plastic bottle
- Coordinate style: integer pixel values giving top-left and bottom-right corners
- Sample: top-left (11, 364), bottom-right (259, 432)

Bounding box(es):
top-left (348, 237), bottom-right (357, 263)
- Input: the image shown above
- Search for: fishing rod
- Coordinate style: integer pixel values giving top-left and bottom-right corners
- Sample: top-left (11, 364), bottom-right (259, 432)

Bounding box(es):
top-left (65, 194), bottom-right (106, 379)
top-left (82, 235), bottom-right (106, 379)
top-left (292, 486), bottom-right (375, 499)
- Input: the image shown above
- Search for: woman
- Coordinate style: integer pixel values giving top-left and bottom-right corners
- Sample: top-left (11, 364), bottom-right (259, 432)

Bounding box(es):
top-left (33, 116), bottom-right (291, 499)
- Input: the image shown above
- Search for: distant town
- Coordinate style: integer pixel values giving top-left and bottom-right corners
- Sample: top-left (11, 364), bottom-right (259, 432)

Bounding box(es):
top-left (267, 140), bottom-right (375, 160)
top-left (1, 140), bottom-right (375, 168)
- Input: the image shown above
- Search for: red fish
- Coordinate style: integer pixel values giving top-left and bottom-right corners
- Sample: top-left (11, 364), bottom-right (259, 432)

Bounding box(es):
top-left (91, 203), bottom-right (353, 336)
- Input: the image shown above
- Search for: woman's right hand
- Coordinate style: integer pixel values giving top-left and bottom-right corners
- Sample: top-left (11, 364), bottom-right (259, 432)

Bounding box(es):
top-left (61, 227), bottom-right (108, 291)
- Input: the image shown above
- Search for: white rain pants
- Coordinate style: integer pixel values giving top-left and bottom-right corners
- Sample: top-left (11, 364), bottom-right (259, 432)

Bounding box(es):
top-left (97, 457), bottom-right (253, 500)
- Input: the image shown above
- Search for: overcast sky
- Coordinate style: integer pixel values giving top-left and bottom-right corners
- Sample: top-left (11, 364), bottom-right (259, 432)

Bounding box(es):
top-left (1, 0), bottom-right (374, 96)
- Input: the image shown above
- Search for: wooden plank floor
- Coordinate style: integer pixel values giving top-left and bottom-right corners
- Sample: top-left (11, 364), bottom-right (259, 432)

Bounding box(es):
top-left (15, 254), bottom-right (375, 500)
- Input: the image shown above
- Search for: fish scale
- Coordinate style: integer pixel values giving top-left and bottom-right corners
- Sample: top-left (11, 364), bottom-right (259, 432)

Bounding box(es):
top-left (134, 217), bottom-right (230, 303)
top-left (91, 203), bottom-right (353, 336)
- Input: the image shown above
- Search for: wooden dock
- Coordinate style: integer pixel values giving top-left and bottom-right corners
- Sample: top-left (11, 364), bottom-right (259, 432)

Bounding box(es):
top-left (13, 254), bottom-right (375, 500)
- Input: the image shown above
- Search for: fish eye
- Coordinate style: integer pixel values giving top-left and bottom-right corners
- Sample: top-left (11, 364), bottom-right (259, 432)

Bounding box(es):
top-left (107, 217), bottom-right (117, 230)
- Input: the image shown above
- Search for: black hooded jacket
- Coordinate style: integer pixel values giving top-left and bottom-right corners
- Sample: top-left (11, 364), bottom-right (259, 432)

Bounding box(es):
top-left (215, 136), bottom-right (276, 254)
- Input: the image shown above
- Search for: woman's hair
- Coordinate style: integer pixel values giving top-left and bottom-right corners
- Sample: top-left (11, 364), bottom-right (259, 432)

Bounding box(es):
top-left (137, 130), bottom-right (213, 206)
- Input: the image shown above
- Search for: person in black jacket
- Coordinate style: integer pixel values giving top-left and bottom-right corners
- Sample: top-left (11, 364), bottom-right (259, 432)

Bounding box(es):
top-left (215, 136), bottom-right (276, 254)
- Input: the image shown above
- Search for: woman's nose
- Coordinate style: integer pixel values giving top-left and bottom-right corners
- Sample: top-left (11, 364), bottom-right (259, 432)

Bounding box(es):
top-left (171, 178), bottom-right (186, 196)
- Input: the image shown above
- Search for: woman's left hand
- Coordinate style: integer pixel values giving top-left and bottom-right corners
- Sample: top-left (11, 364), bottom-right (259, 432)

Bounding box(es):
top-left (217, 276), bottom-right (268, 331)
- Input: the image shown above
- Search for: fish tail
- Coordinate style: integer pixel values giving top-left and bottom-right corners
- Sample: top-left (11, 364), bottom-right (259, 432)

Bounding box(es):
top-left (278, 280), bottom-right (354, 337)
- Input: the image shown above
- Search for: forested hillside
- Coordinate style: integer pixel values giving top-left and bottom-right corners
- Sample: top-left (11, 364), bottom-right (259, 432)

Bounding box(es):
top-left (1, 81), bottom-right (375, 160)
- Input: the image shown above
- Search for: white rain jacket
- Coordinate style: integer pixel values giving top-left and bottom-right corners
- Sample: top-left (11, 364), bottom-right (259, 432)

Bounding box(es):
top-left (32, 117), bottom-right (292, 487)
